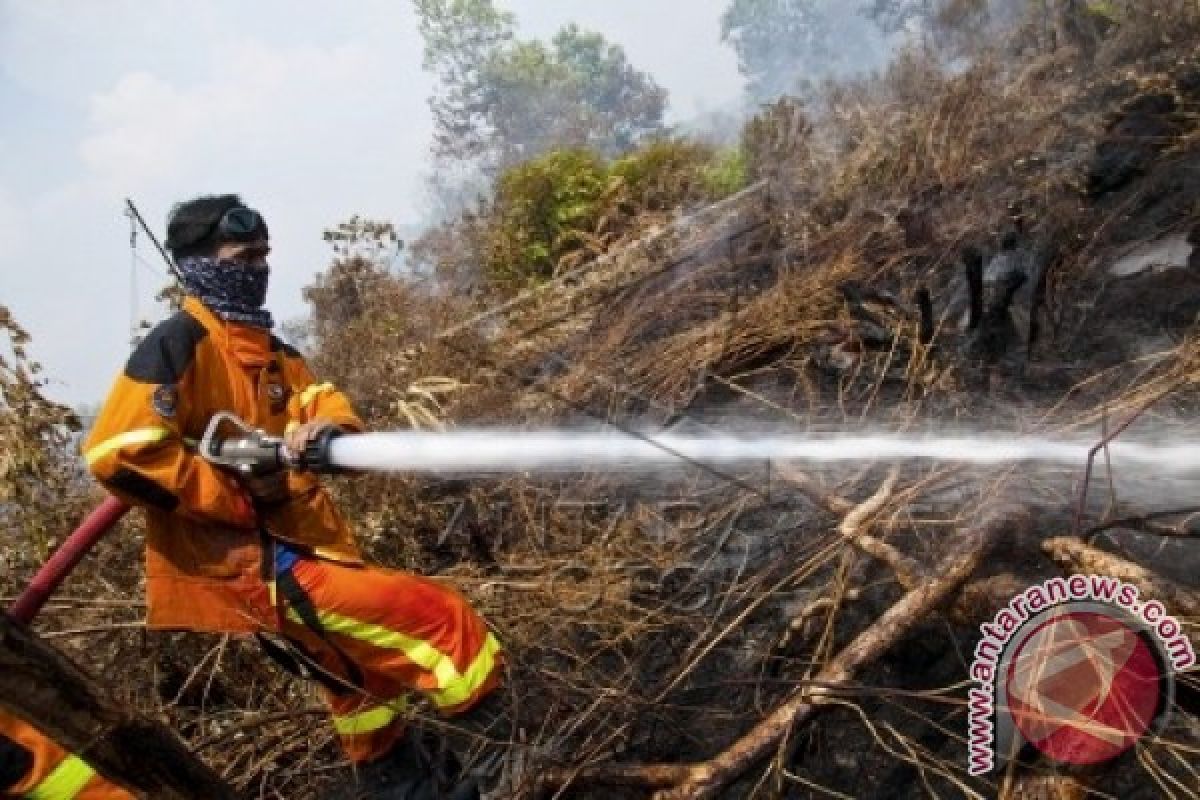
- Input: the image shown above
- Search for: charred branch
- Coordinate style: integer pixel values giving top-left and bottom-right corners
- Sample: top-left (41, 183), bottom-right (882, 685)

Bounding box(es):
top-left (964, 246), bottom-right (985, 332)
top-left (915, 286), bottom-right (934, 345)
top-left (0, 614), bottom-right (235, 800)
top-left (538, 507), bottom-right (1029, 799)
top-left (1042, 536), bottom-right (1200, 623)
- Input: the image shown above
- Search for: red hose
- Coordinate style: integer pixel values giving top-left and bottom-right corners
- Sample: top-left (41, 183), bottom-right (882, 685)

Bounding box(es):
top-left (9, 496), bottom-right (131, 624)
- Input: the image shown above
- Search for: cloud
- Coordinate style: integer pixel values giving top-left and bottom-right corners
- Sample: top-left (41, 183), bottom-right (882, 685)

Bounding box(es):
top-left (0, 183), bottom-right (30, 263)
top-left (0, 1), bottom-right (219, 100)
top-left (2, 4), bottom-right (434, 404)
top-left (79, 72), bottom-right (200, 187)
top-left (78, 39), bottom-right (396, 194)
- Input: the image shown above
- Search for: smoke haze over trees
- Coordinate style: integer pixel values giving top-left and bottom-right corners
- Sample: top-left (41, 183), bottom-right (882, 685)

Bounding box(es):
top-left (415, 0), bottom-right (667, 173)
top-left (720, 0), bottom-right (893, 102)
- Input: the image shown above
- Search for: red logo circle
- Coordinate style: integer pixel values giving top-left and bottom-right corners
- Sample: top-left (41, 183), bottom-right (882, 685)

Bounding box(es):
top-left (1005, 610), bottom-right (1163, 765)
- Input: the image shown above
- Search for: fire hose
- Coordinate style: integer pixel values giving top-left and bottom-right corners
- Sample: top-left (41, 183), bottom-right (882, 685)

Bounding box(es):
top-left (8, 497), bottom-right (131, 625)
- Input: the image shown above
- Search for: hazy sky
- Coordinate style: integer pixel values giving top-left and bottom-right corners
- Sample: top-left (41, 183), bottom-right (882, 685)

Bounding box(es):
top-left (0, 0), bottom-right (744, 405)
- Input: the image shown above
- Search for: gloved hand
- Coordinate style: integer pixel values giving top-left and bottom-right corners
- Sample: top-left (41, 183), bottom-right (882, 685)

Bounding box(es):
top-left (284, 418), bottom-right (341, 463)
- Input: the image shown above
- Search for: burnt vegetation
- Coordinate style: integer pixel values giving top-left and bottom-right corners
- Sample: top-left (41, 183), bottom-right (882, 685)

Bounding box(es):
top-left (5, 1), bottom-right (1200, 797)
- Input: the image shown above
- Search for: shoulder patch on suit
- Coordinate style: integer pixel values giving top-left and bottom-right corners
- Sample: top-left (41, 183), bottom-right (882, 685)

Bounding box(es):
top-left (125, 311), bottom-right (208, 384)
top-left (152, 384), bottom-right (179, 418)
top-left (269, 335), bottom-right (303, 359)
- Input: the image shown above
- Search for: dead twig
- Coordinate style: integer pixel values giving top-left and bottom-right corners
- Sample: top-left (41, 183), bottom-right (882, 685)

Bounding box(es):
top-left (837, 468), bottom-right (921, 589)
top-left (537, 506), bottom-right (1027, 799)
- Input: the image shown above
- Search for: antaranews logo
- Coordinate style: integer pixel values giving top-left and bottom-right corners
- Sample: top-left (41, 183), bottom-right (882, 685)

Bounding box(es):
top-left (967, 574), bottom-right (1196, 775)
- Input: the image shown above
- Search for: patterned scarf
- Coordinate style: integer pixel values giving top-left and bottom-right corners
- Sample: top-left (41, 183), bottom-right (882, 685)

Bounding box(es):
top-left (177, 256), bottom-right (274, 329)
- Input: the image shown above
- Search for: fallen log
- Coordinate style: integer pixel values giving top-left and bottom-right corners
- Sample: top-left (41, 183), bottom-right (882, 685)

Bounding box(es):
top-left (1042, 536), bottom-right (1200, 618)
top-left (0, 613), bottom-right (235, 799)
top-left (538, 506), bottom-right (1029, 799)
top-left (1042, 535), bottom-right (1200, 647)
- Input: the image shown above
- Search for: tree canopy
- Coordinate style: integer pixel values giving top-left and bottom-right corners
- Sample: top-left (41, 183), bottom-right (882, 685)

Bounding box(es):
top-left (415, 0), bottom-right (667, 170)
top-left (721, 0), bottom-right (896, 102)
top-left (720, 0), bottom-right (834, 102)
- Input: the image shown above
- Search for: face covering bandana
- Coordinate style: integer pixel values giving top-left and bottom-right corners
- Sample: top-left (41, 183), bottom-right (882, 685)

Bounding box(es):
top-left (177, 256), bottom-right (274, 329)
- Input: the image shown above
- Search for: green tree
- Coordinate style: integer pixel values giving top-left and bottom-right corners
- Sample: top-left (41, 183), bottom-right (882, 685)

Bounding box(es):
top-left (721, 0), bottom-right (889, 101)
top-left (485, 149), bottom-right (610, 286)
top-left (415, 0), bottom-right (667, 169)
top-left (550, 25), bottom-right (668, 158)
top-left (481, 140), bottom-right (746, 289)
top-left (720, 0), bottom-right (832, 101)
top-left (415, 0), bottom-right (516, 162)
top-left (476, 39), bottom-right (578, 165)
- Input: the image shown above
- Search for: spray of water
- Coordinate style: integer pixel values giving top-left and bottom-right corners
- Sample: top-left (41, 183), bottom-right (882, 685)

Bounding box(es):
top-left (328, 430), bottom-right (1200, 476)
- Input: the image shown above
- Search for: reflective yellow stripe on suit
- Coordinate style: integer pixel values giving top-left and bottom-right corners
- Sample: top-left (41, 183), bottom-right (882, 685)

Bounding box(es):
top-left (25, 754), bottom-right (95, 799)
top-left (433, 632), bottom-right (502, 708)
top-left (83, 427), bottom-right (173, 467)
top-left (332, 696), bottom-right (409, 736)
top-left (298, 383), bottom-right (335, 408)
top-left (284, 607), bottom-right (502, 709)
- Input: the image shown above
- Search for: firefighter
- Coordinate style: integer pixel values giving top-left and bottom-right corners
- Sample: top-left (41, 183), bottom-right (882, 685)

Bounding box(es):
top-left (83, 195), bottom-right (503, 798)
top-left (0, 715), bottom-right (133, 799)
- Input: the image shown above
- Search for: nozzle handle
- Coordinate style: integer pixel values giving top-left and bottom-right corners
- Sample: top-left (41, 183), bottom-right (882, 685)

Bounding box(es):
top-left (299, 425), bottom-right (345, 473)
top-left (199, 412), bottom-right (287, 475)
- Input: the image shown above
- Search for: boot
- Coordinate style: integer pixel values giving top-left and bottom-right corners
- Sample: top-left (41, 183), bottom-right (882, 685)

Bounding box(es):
top-left (349, 733), bottom-right (437, 800)
top-left (412, 728), bottom-right (482, 800)
top-left (439, 690), bottom-right (514, 797)
top-left (347, 729), bottom-right (483, 800)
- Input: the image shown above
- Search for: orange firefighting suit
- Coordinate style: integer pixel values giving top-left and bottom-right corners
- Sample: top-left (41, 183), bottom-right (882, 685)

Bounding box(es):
top-left (0, 714), bottom-right (132, 799)
top-left (82, 296), bottom-right (502, 762)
